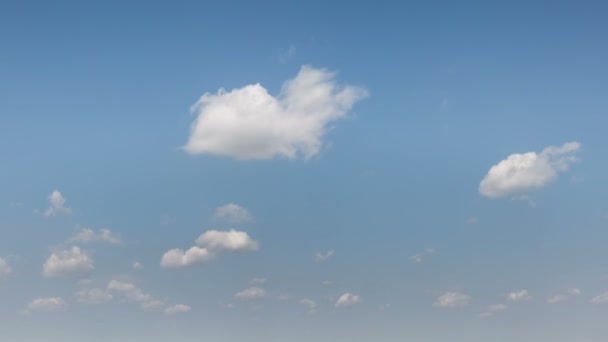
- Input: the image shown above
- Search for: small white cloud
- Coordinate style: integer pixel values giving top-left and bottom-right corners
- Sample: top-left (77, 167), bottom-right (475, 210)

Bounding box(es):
top-left (409, 248), bottom-right (435, 263)
top-left (335, 293), bottom-right (361, 307)
top-left (165, 304), bottom-right (191, 315)
top-left (183, 65), bottom-right (368, 160)
top-left (0, 257), bottom-right (12, 278)
top-left (107, 280), bottom-right (163, 309)
top-left (434, 292), bottom-right (471, 308)
top-left (235, 287), bottom-right (266, 300)
top-left (479, 142), bottom-right (581, 198)
top-left (409, 254), bottom-right (423, 263)
top-left (160, 246), bottom-right (213, 268)
top-left (196, 230), bottom-right (259, 252)
top-left (507, 290), bottom-right (530, 302)
top-left (43, 247), bottom-right (94, 277)
top-left (591, 292), bottom-right (608, 304)
top-left (299, 298), bottom-right (317, 313)
top-left (214, 203), bottom-right (253, 223)
top-left (132, 261), bottom-right (143, 270)
top-left (547, 294), bottom-right (568, 304)
top-left (315, 250), bottom-right (335, 262)
top-left (69, 227), bottom-right (122, 245)
top-left (568, 288), bottom-right (582, 296)
top-left (26, 297), bottom-right (66, 313)
top-left (43, 190), bottom-right (72, 216)
top-left (251, 277), bottom-right (267, 284)
top-left (480, 304), bottom-right (507, 317)
top-left (76, 288), bottom-right (113, 304)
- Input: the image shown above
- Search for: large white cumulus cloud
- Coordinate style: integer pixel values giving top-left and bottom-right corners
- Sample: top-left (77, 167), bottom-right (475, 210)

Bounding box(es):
top-left (184, 65), bottom-right (368, 160)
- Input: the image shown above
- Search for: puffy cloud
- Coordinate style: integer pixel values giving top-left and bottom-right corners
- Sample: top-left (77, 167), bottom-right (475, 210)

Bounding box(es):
top-left (107, 280), bottom-right (163, 309)
top-left (43, 247), bottom-right (94, 277)
top-left (315, 250), bottom-right (335, 262)
top-left (76, 288), bottom-right (113, 304)
top-left (161, 229), bottom-right (258, 269)
top-left (235, 287), bottom-right (266, 300)
top-left (214, 203), bottom-right (252, 223)
top-left (0, 257), bottom-right (11, 277)
top-left (165, 304), bottom-right (191, 315)
top-left (43, 190), bottom-right (72, 216)
top-left (479, 142), bottom-right (581, 198)
top-left (507, 290), bottom-right (530, 302)
top-left (196, 230), bottom-right (259, 252)
top-left (160, 247), bottom-right (213, 268)
top-left (433, 292), bottom-right (471, 308)
top-left (299, 298), bottom-right (317, 313)
top-left (480, 304), bottom-right (507, 317)
top-left (335, 293), bottom-right (361, 307)
top-left (69, 227), bottom-right (122, 245)
top-left (26, 297), bottom-right (66, 312)
top-left (183, 65), bottom-right (368, 160)
top-left (591, 292), bottom-right (608, 304)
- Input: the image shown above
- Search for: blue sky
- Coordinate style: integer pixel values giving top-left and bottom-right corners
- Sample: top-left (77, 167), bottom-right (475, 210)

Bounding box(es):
top-left (1, 0), bottom-right (608, 341)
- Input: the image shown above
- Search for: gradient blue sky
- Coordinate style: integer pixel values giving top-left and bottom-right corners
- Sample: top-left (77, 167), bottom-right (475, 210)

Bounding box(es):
top-left (2, 0), bottom-right (608, 341)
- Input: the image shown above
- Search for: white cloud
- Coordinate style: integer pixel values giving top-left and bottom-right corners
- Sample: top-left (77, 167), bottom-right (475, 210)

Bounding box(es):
top-left (235, 287), bottom-right (266, 300)
top-left (315, 250), bottom-right (335, 262)
top-left (183, 65), bottom-right (368, 160)
top-left (69, 227), bottom-right (122, 245)
top-left (165, 304), bottom-right (192, 315)
top-left (107, 280), bottom-right (164, 309)
top-left (44, 190), bottom-right (72, 216)
top-left (76, 288), bottom-right (113, 304)
top-left (26, 297), bottom-right (66, 313)
top-left (299, 298), bottom-right (317, 313)
top-left (591, 292), bottom-right (608, 304)
top-left (507, 290), bottom-right (530, 302)
top-left (434, 292), bottom-right (471, 308)
top-left (335, 293), bottom-right (361, 307)
top-left (409, 248), bottom-right (435, 263)
top-left (0, 257), bottom-right (11, 277)
top-left (480, 304), bottom-right (507, 317)
top-left (479, 142), bottom-right (581, 198)
top-left (132, 261), bottom-right (143, 270)
top-left (196, 230), bottom-right (259, 252)
top-left (160, 246), bottom-right (213, 268)
top-left (547, 288), bottom-right (581, 304)
top-left (43, 247), bottom-right (94, 277)
top-left (214, 203), bottom-right (252, 223)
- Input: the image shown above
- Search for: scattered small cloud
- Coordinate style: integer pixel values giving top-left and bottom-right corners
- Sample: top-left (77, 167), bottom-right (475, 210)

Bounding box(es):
top-left (160, 246), bottom-right (213, 268)
top-left (75, 288), bottom-right (113, 305)
top-left (25, 297), bottom-right (66, 313)
top-left (132, 261), bottom-right (143, 270)
top-left (235, 287), bottom-right (266, 300)
top-left (251, 277), bottom-right (267, 284)
top-left (183, 65), bottom-right (368, 160)
top-left (480, 304), bottom-right (507, 317)
top-left (43, 190), bottom-right (72, 216)
top-left (547, 288), bottom-right (581, 304)
top-left (591, 292), bottom-right (608, 304)
top-left (335, 293), bottom-right (361, 307)
top-left (214, 203), bottom-right (253, 223)
top-left (196, 230), bottom-right (259, 252)
top-left (107, 280), bottom-right (163, 309)
top-left (69, 227), bottom-right (122, 245)
top-left (507, 290), bottom-right (530, 302)
top-left (434, 292), bottom-right (471, 308)
top-left (43, 247), bottom-right (94, 277)
top-left (165, 304), bottom-right (191, 315)
top-left (315, 250), bottom-right (335, 262)
top-left (409, 248), bottom-right (435, 263)
top-left (299, 298), bottom-right (317, 313)
top-left (0, 257), bottom-right (12, 278)
top-left (479, 142), bottom-right (581, 198)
